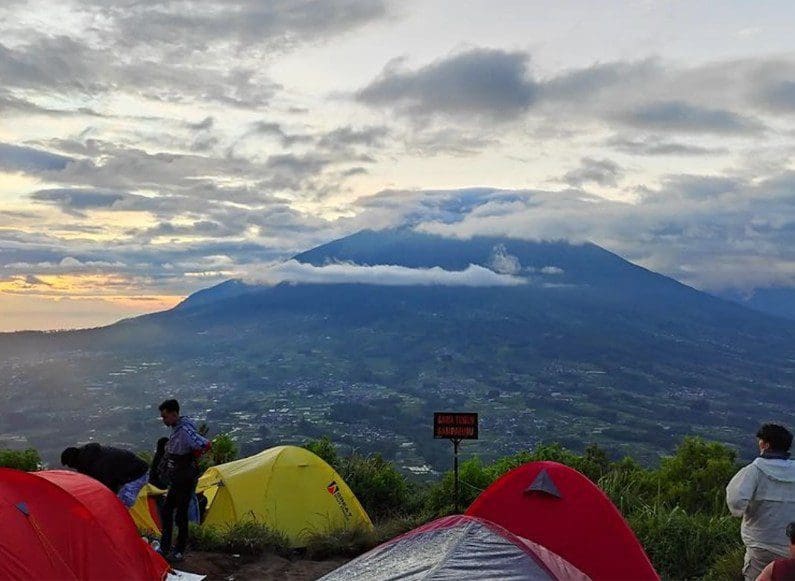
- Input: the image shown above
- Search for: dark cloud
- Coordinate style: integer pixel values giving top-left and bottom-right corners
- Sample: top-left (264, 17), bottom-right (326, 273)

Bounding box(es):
top-left (342, 167), bottom-right (368, 177)
top-left (606, 135), bottom-right (727, 156)
top-left (757, 80), bottom-right (795, 113)
top-left (88, 0), bottom-right (390, 52)
top-left (0, 37), bottom-right (279, 108)
top-left (0, 143), bottom-right (74, 172)
top-left (265, 152), bottom-right (330, 176)
top-left (540, 60), bottom-right (659, 103)
top-left (403, 128), bottom-right (497, 157)
top-left (0, 36), bottom-right (103, 93)
top-left (617, 101), bottom-right (764, 134)
top-left (563, 158), bottom-right (623, 187)
top-left (357, 48), bottom-right (538, 121)
top-left (128, 220), bottom-right (245, 241)
top-left (657, 175), bottom-right (741, 200)
top-left (30, 188), bottom-right (127, 217)
top-left (247, 121), bottom-right (313, 147)
top-left (318, 126), bottom-right (389, 149)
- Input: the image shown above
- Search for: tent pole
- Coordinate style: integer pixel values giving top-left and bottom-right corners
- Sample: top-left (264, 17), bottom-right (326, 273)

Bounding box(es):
top-left (453, 438), bottom-right (461, 513)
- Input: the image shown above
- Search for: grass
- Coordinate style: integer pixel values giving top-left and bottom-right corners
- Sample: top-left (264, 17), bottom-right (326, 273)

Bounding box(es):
top-left (189, 520), bottom-right (291, 557)
top-left (703, 545), bottom-right (745, 581)
top-left (627, 504), bottom-right (742, 580)
top-left (303, 516), bottom-right (424, 560)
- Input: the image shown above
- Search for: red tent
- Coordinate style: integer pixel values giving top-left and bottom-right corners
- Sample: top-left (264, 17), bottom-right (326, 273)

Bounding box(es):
top-left (467, 461), bottom-right (658, 580)
top-left (0, 468), bottom-right (169, 580)
top-left (321, 514), bottom-right (589, 580)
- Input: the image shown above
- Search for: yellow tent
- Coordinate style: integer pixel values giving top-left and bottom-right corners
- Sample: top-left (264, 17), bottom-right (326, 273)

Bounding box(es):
top-left (130, 483), bottom-right (165, 535)
top-left (130, 446), bottom-right (372, 547)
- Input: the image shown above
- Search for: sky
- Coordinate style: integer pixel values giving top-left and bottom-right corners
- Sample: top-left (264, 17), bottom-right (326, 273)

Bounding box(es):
top-left (2, 0), bottom-right (795, 331)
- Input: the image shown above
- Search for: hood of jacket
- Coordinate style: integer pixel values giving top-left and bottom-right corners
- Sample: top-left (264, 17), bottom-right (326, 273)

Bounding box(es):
top-left (753, 457), bottom-right (795, 482)
top-left (174, 416), bottom-right (197, 431)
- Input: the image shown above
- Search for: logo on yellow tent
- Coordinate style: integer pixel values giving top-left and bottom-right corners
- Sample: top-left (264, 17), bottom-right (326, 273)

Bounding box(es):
top-left (326, 481), bottom-right (352, 520)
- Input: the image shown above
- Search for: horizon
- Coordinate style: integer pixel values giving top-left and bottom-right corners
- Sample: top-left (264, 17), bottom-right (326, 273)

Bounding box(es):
top-left (3, 1), bottom-right (795, 330)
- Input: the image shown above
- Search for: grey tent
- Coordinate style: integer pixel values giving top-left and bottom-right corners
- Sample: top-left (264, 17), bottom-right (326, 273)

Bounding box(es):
top-left (321, 515), bottom-right (589, 580)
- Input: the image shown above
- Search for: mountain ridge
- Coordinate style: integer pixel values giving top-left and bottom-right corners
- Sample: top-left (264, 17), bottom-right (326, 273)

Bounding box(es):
top-left (2, 229), bottom-right (794, 470)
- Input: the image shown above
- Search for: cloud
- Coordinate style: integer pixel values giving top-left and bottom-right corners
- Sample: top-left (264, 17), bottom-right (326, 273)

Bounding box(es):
top-left (406, 178), bottom-right (795, 293)
top-left (188, 116), bottom-right (214, 131)
top-left (655, 175), bottom-right (741, 200)
top-left (90, 0), bottom-right (391, 52)
top-left (246, 121), bottom-right (313, 147)
top-left (0, 36), bottom-right (280, 108)
top-left (540, 59), bottom-right (660, 103)
top-left (606, 135), bottom-right (727, 156)
top-left (318, 126), bottom-right (390, 149)
top-left (617, 101), bottom-right (765, 134)
top-left (489, 244), bottom-right (521, 275)
top-left (23, 275), bottom-right (52, 287)
top-left (357, 48), bottom-right (538, 121)
top-left (243, 259), bottom-right (526, 287)
top-left (563, 158), bottom-right (623, 187)
top-left (0, 143), bottom-right (74, 172)
top-left (128, 220), bottom-right (245, 241)
top-left (30, 188), bottom-right (127, 216)
top-left (757, 80), bottom-right (795, 113)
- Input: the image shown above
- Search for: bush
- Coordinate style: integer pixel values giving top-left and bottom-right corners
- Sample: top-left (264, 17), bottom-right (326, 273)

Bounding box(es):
top-left (490, 442), bottom-right (612, 483)
top-left (305, 437), bottom-right (339, 469)
top-left (0, 447), bottom-right (41, 471)
top-left (210, 433), bottom-right (239, 466)
top-left (627, 504), bottom-right (741, 580)
top-left (650, 437), bottom-right (738, 515)
top-left (338, 453), bottom-right (412, 521)
top-left (597, 457), bottom-right (647, 514)
top-left (304, 438), bottom-right (412, 521)
top-left (424, 457), bottom-right (493, 515)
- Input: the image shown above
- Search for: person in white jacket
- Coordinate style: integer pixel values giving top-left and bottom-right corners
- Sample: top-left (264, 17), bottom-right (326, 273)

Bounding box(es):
top-left (726, 423), bottom-right (795, 581)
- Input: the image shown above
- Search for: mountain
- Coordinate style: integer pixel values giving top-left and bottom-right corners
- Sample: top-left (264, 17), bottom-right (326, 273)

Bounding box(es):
top-left (720, 287), bottom-right (795, 321)
top-left (2, 229), bottom-right (794, 471)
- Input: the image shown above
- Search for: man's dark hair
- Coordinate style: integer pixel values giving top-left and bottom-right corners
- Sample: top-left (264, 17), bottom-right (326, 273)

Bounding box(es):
top-left (158, 399), bottom-right (180, 413)
top-left (757, 423), bottom-right (793, 452)
top-left (61, 447), bottom-right (79, 467)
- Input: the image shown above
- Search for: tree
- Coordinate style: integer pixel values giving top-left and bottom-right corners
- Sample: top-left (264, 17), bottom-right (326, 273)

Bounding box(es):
top-left (211, 433), bottom-right (239, 466)
top-left (0, 447), bottom-right (41, 471)
top-left (304, 437), bottom-right (340, 469)
top-left (650, 437), bottom-right (738, 514)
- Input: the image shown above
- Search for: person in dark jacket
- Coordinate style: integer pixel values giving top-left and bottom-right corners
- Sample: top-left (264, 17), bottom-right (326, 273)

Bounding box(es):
top-left (757, 523), bottom-right (795, 580)
top-left (61, 443), bottom-right (149, 508)
top-left (157, 398), bottom-right (211, 563)
top-left (149, 437), bottom-right (170, 490)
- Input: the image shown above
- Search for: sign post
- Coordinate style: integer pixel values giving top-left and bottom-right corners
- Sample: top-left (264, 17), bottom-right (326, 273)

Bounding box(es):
top-left (434, 412), bottom-right (478, 513)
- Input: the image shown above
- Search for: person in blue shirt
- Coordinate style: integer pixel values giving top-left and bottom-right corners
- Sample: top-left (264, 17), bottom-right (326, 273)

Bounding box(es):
top-left (157, 399), bottom-right (211, 562)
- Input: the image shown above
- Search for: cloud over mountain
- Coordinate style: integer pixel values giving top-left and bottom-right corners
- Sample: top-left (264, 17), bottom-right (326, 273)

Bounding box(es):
top-left (243, 260), bottom-right (527, 287)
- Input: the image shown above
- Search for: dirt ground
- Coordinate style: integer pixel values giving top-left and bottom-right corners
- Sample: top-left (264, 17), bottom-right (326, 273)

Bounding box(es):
top-left (177, 552), bottom-right (350, 580)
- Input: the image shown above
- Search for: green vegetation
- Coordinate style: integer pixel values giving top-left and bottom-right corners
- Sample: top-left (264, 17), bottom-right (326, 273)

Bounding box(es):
top-left (304, 436), bottom-right (745, 580)
top-left (1, 436), bottom-right (747, 579)
top-left (306, 437), bottom-right (416, 521)
top-left (0, 447), bottom-right (41, 471)
top-left (189, 520), bottom-right (290, 557)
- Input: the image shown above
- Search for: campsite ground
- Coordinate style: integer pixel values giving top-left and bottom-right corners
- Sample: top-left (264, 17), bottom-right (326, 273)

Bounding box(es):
top-left (180, 552), bottom-right (349, 580)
